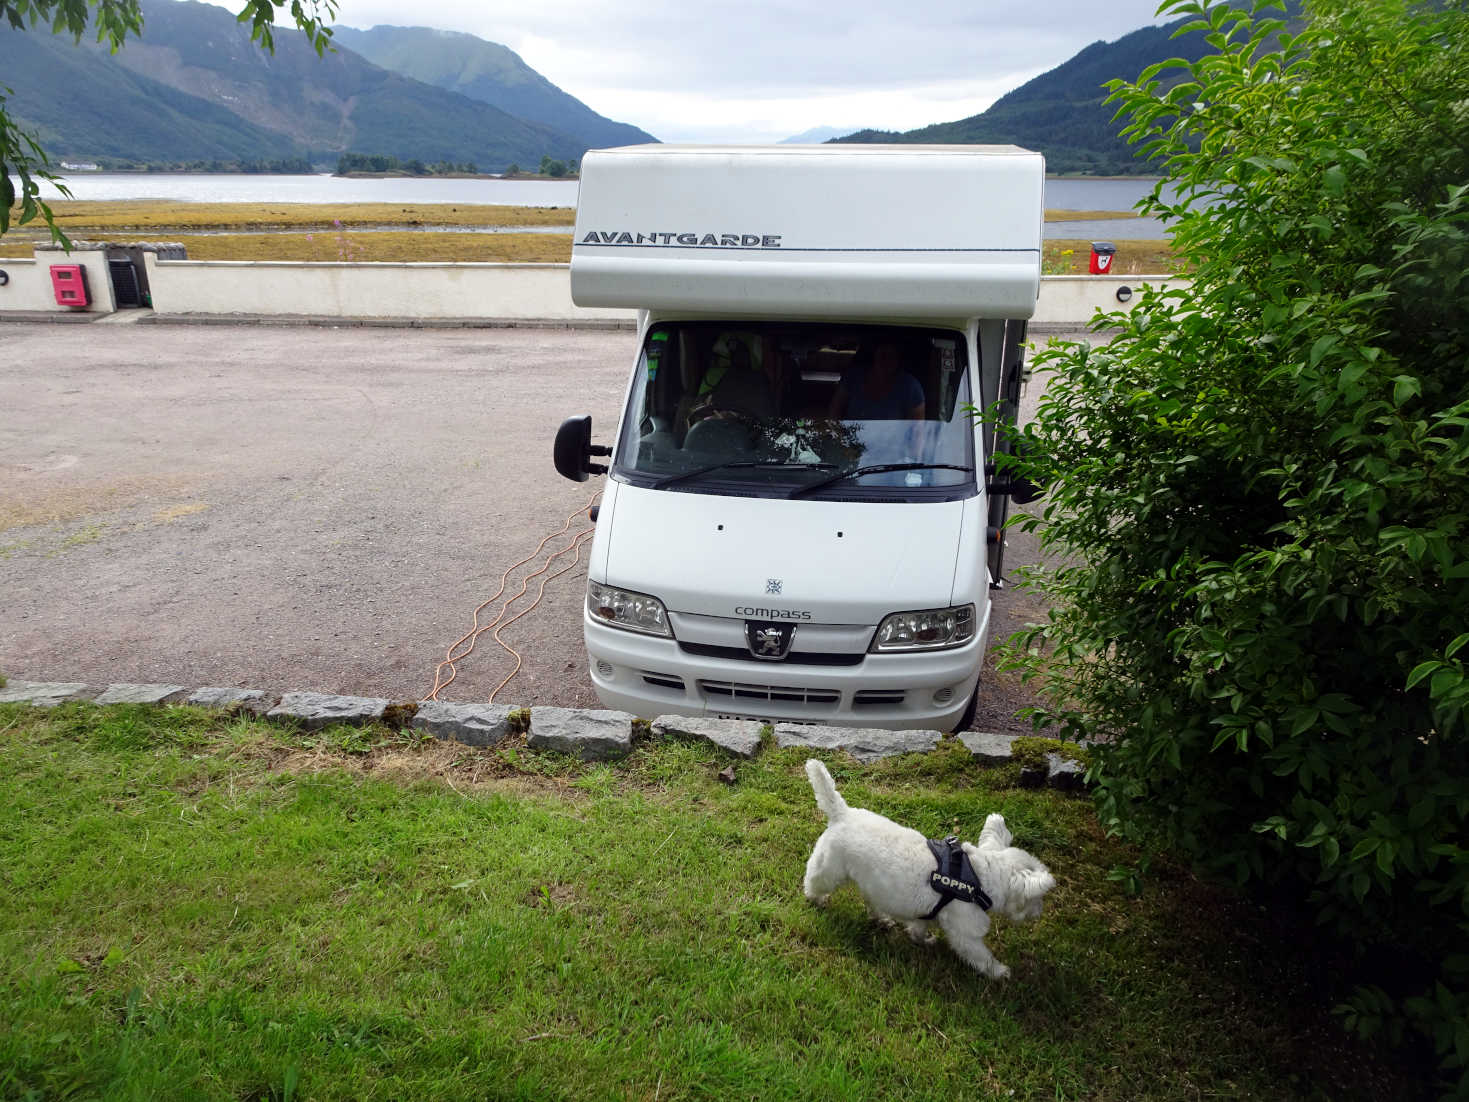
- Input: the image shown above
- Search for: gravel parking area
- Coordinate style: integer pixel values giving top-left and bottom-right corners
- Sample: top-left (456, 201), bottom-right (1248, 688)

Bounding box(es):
top-left (1, 318), bottom-right (1067, 726)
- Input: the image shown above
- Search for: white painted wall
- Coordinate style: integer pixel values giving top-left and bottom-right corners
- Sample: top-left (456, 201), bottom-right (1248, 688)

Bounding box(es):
top-left (0, 251), bottom-right (115, 313)
top-left (1032, 275), bottom-right (1186, 326)
top-left (0, 253), bottom-right (1186, 326)
top-left (143, 256), bottom-right (632, 322)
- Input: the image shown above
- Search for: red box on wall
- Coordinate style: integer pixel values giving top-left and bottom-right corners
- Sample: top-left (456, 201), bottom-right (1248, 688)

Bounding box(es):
top-left (49, 264), bottom-right (90, 307)
top-left (1088, 242), bottom-right (1117, 275)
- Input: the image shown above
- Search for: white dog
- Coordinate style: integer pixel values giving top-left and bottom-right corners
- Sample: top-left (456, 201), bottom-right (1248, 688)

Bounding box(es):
top-left (802, 759), bottom-right (1056, 979)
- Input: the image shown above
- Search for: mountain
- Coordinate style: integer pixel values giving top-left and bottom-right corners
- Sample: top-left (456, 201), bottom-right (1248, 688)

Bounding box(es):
top-left (0, 18), bottom-right (296, 163)
top-left (836, 14), bottom-right (1222, 174)
top-left (0, 0), bottom-right (602, 170)
top-left (332, 25), bottom-right (656, 151)
top-left (780, 126), bottom-right (856, 144)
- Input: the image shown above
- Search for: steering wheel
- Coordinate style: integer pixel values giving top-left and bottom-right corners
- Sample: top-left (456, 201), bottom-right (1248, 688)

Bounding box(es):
top-left (686, 404), bottom-right (757, 430)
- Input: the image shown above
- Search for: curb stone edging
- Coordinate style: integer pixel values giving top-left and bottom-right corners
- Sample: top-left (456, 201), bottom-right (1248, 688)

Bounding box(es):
top-left (528, 706), bottom-right (635, 762)
top-left (94, 683), bottom-right (191, 705)
top-left (0, 680), bottom-right (95, 707)
top-left (774, 723), bottom-right (942, 763)
top-left (186, 687), bottom-right (272, 714)
top-left (651, 715), bottom-right (764, 758)
top-left (411, 701), bottom-right (517, 748)
top-left (267, 692), bottom-right (392, 729)
top-left (959, 731), bottom-right (1018, 762)
top-left (0, 682), bottom-right (1089, 790)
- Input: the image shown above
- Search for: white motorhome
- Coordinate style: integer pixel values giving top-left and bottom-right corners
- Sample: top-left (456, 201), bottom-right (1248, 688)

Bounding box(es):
top-left (554, 144), bottom-right (1042, 731)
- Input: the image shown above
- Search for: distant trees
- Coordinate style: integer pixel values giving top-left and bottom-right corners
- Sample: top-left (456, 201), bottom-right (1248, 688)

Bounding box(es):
top-left (507, 159), bottom-right (578, 178)
top-left (332, 152), bottom-right (570, 179)
top-left (334, 153), bottom-right (479, 176)
top-left (237, 157), bottom-right (314, 174)
top-left (73, 156), bottom-right (315, 173)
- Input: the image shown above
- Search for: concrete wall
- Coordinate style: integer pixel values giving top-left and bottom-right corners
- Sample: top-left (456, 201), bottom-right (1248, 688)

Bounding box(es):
top-left (143, 255), bottom-right (631, 323)
top-left (144, 257), bottom-right (1186, 326)
top-left (1032, 275), bottom-right (1186, 326)
top-left (1, 252), bottom-right (1186, 326)
top-left (0, 250), bottom-right (115, 314)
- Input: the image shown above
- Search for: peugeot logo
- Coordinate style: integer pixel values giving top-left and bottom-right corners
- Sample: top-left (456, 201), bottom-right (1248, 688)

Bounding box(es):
top-left (744, 620), bottom-right (795, 660)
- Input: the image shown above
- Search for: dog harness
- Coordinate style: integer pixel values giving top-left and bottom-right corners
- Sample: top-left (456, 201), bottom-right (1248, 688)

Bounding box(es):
top-left (920, 835), bottom-right (993, 919)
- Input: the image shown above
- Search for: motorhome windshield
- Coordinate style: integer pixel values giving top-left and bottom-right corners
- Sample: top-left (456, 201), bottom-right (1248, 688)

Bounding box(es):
top-left (612, 323), bottom-right (976, 501)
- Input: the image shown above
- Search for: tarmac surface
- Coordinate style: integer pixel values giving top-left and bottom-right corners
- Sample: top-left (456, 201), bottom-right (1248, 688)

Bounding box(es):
top-left (0, 317), bottom-right (1065, 728)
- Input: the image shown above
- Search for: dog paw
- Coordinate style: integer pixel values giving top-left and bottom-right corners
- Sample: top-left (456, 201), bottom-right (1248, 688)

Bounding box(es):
top-left (987, 963), bottom-right (1011, 980)
top-left (805, 893), bottom-right (831, 908)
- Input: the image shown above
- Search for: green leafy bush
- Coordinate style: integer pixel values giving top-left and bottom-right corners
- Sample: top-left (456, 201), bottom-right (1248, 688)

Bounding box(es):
top-left (1005, 0), bottom-right (1469, 1084)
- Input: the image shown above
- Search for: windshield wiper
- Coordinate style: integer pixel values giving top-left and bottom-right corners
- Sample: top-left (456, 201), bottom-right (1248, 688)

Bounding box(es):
top-left (786, 462), bottom-right (975, 499)
top-left (651, 460), bottom-right (835, 490)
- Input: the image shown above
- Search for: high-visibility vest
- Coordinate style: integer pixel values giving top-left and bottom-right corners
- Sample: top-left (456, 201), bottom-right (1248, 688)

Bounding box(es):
top-left (646, 328), bottom-right (669, 381)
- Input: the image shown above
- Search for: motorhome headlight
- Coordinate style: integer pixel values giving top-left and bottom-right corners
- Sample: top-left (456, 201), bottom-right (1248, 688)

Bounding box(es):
top-left (870, 605), bottom-right (975, 652)
top-left (587, 581), bottom-right (672, 637)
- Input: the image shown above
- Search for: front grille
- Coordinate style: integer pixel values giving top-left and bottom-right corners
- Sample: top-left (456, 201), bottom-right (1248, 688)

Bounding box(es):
top-left (853, 689), bottom-right (907, 707)
top-left (679, 642), bottom-right (864, 667)
top-left (700, 680), bottom-right (839, 705)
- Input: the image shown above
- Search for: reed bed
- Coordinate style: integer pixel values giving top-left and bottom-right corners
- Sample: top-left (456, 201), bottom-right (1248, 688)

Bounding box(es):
top-left (0, 201), bottom-right (1177, 272)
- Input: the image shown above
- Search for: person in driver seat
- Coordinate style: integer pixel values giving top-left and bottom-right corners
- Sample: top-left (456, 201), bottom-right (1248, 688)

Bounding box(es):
top-left (828, 338), bottom-right (926, 421)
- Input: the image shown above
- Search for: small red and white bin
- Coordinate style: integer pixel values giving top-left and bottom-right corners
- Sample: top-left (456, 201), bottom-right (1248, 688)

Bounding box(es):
top-left (1088, 242), bottom-right (1117, 275)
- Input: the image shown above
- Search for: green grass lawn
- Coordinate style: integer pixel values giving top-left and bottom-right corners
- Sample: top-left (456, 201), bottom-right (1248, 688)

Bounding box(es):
top-left (0, 703), bottom-right (1423, 1100)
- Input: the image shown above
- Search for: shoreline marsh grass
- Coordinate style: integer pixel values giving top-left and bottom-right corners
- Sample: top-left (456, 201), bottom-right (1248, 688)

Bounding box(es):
top-left (166, 231), bottom-right (574, 264)
top-left (20, 200), bottom-right (578, 231)
top-left (0, 701), bottom-right (1422, 1100)
top-left (0, 201), bottom-right (1177, 273)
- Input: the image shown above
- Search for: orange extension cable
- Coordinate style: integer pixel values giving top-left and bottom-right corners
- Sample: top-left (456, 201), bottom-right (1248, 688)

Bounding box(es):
top-left (424, 492), bottom-right (600, 704)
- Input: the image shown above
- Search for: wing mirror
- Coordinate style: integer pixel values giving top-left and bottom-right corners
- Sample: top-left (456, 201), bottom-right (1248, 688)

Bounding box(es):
top-left (986, 464), bottom-right (1042, 504)
top-left (985, 440), bottom-right (1045, 504)
top-left (553, 415), bottom-right (612, 482)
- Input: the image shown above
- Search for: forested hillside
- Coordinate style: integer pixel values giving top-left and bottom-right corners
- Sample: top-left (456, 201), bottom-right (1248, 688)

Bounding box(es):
top-left (837, 13), bottom-right (1222, 174)
top-left (0, 21), bottom-right (294, 164)
top-left (332, 25), bottom-right (656, 150)
top-left (0, 0), bottom-right (623, 171)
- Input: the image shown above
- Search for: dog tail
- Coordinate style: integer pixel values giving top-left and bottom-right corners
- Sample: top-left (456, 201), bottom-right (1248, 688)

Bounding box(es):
top-left (804, 759), bottom-right (849, 821)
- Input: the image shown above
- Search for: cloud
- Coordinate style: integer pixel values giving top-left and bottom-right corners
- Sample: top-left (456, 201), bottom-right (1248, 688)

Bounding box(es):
top-left (314, 0), bottom-right (1170, 139)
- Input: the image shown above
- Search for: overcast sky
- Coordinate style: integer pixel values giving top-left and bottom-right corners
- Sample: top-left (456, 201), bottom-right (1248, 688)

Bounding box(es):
top-left (311, 0), bottom-right (1172, 143)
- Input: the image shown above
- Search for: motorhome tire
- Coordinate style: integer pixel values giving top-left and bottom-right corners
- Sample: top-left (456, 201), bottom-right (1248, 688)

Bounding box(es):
top-left (955, 675), bottom-right (981, 732)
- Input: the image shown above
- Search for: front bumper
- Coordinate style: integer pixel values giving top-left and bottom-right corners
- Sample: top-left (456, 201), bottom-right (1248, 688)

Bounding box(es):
top-left (583, 609), bottom-right (987, 730)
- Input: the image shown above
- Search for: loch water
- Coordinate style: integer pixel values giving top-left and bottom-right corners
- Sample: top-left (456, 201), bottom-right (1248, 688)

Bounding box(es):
top-left (26, 172), bottom-right (1174, 238)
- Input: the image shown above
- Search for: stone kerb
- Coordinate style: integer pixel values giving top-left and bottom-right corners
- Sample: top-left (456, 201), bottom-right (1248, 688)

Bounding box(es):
top-left (0, 681), bottom-right (1089, 789)
top-left (94, 683), bottom-right (191, 705)
top-left (267, 691), bottom-right (391, 729)
top-left (528, 706), bottom-right (635, 761)
top-left (959, 731), bottom-right (1018, 762)
top-left (411, 701), bottom-right (517, 748)
top-left (651, 715), bottom-right (764, 758)
top-left (187, 687), bottom-right (271, 712)
top-left (773, 723), bottom-right (942, 763)
top-left (0, 680), bottom-right (95, 707)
